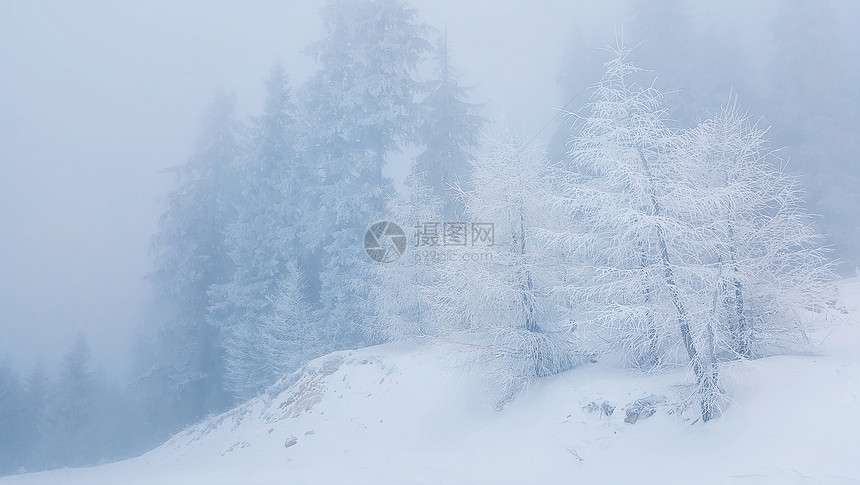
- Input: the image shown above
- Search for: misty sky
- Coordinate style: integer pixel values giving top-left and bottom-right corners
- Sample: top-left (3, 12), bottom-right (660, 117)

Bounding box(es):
top-left (0, 0), bottom-right (791, 376)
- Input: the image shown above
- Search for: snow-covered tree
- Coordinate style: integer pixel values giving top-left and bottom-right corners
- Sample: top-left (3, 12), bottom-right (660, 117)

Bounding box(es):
top-left (262, 261), bottom-right (319, 376)
top-left (548, 48), bottom-right (721, 421)
top-left (429, 125), bottom-right (580, 402)
top-left (299, 0), bottom-right (431, 345)
top-left (211, 64), bottom-right (299, 332)
top-left (359, 172), bottom-right (442, 343)
top-left (223, 260), bottom-right (317, 399)
top-left (208, 65), bottom-right (317, 398)
top-left (550, 50), bottom-right (674, 368)
top-left (220, 320), bottom-right (264, 401)
top-left (414, 31), bottom-right (484, 220)
top-left (680, 99), bottom-right (834, 359)
top-left (549, 46), bottom-right (836, 422)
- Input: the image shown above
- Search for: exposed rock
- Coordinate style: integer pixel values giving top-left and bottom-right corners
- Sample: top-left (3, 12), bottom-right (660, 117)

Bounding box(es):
top-left (624, 395), bottom-right (664, 424)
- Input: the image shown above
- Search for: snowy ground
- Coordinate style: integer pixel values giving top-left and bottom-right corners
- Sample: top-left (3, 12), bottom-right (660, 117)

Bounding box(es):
top-left (4, 279), bottom-right (860, 484)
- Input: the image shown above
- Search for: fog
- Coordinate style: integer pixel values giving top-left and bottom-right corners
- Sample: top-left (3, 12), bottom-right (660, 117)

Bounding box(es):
top-left (3, 0), bottom-right (857, 374)
top-left (0, 0), bottom-right (616, 375)
top-left (1, 0), bottom-right (858, 477)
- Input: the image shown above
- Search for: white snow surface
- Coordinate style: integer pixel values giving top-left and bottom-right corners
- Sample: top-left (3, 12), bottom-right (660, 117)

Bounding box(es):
top-left (5, 279), bottom-right (860, 484)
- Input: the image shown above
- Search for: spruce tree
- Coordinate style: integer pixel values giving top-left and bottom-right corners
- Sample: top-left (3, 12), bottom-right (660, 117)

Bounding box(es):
top-left (142, 91), bottom-right (240, 423)
top-left (414, 31), bottom-right (484, 220)
top-left (299, 0), bottom-right (431, 345)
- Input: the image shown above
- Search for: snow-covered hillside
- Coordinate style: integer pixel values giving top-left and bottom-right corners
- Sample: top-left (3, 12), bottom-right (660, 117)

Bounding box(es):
top-left (4, 280), bottom-right (860, 484)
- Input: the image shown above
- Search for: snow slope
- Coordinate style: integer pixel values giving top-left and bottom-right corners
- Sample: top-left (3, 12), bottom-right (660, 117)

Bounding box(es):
top-left (4, 279), bottom-right (860, 484)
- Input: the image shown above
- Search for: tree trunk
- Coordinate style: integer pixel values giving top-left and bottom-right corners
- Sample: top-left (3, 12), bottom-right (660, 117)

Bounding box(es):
top-left (519, 207), bottom-right (539, 334)
top-left (727, 224), bottom-right (750, 357)
top-left (638, 241), bottom-right (659, 368)
top-left (639, 149), bottom-right (719, 422)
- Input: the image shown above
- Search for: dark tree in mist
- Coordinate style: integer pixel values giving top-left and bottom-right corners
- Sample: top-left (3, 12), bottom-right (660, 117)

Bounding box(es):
top-left (49, 334), bottom-right (100, 467)
top-left (0, 343), bottom-right (136, 476)
top-left (0, 358), bottom-right (25, 475)
top-left (414, 31), bottom-right (484, 220)
top-left (20, 362), bottom-right (49, 471)
top-left (140, 91), bottom-right (241, 429)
